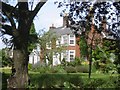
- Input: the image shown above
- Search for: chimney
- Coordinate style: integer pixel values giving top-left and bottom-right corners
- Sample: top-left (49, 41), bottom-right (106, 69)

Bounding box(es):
top-left (49, 24), bottom-right (56, 29)
top-left (63, 13), bottom-right (69, 27)
top-left (102, 16), bottom-right (106, 31)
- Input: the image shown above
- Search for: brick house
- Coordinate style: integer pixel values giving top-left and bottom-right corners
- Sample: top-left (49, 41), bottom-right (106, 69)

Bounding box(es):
top-left (48, 14), bottom-right (80, 66)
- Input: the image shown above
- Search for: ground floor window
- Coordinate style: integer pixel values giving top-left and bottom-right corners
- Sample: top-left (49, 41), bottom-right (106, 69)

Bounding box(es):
top-left (69, 50), bottom-right (75, 61)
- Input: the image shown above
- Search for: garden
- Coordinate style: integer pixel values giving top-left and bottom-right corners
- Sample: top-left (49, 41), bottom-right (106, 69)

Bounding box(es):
top-left (1, 1), bottom-right (120, 89)
top-left (1, 58), bottom-right (120, 89)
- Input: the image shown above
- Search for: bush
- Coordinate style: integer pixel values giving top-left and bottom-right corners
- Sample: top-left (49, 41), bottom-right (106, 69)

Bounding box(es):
top-left (66, 61), bottom-right (76, 67)
top-left (117, 65), bottom-right (120, 74)
top-left (75, 65), bottom-right (89, 73)
top-left (32, 66), bottom-right (50, 73)
top-left (50, 66), bottom-right (66, 73)
top-left (29, 73), bottom-right (83, 88)
top-left (83, 78), bottom-right (105, 88)
top-left (31, 65), bottom-right (67, 73)
top-left (65, 66), bottom-right (76, 73)
top-left (28, 64), bottom-right (32, 70)
top-left (93, 60), bottom-right (100, 69)
top-left (74, 57), bottom-right (81, 65)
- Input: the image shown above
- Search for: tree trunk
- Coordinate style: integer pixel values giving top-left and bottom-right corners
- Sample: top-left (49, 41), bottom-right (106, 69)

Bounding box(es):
top-left (7, 49), bottom-right (29, 88)
top-left (3, 1), bottom-right (46, 88)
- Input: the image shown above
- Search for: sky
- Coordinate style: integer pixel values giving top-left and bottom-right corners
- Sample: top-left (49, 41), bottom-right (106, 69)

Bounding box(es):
top-left (33, 0), bottom-right (64, 32)
top-left (0, 0), bottom-right (64, 49)
top-left (0, 0), bottom-right (118, 49)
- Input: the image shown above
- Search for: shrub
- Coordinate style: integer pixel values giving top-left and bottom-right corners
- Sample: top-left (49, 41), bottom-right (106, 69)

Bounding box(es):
top-left (74, 57), bottom-right (81, 65)
top-left (117, 65), bottom-right (120, 74)
top-left (68, 76), bottom-right (83, 87)
top-left (31, 65), bottom-right (67, 74)
top-left (93, 60), bottom-right (100, 69)
top-left (75, 65), bottom-right (89, 73)
top-left (32, 66), bottom-right (50, 73)
top-left (65, 66), bottom-right (76, 73)
top-left (66, 61), bottom-right (76, 67)
top-left (83, 78), bottom-right (105, 88)
top-left (28, 64), bottom-right (32, 70)
top-left (55, 65), bottom-right (66, 73)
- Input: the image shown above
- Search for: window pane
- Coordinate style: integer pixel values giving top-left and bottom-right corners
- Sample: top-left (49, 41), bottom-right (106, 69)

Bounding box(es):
top-left (70, 40), bottom-right (74, 44)
top-left (70, 55), bottom-right (74, 61)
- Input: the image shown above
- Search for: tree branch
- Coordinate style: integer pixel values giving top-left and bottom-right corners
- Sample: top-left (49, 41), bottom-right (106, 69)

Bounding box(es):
top-left (2, 2), bottom-right (18, 19)
top-left (31, 0), bottom-right (47, 19)
top-left (2, 25), bottom-right (13, 36)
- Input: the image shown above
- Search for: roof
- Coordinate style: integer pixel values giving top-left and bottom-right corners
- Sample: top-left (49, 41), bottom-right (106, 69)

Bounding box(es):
top-left (49, 26), bottom-right (74, 36)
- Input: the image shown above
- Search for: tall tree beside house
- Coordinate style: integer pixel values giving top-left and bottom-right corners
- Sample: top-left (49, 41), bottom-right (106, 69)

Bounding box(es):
top-left (38, 30), bottom-right (65, 66)
top-left (38, 30), bottom-right (52, 65)
top-left (0, 0), bottom-right (47, 88)
top-left (57, 1), bottom-right (120, 78)
top-left (79, 33), bottom-right (88, 60)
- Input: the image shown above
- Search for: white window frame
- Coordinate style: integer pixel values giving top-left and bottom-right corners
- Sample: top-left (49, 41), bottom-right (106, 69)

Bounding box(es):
top-left (69, 34), bottom-right (75, 46)
top-left (69, 50), bottom-right (75, 61)
top-left (56, 38), bottom-right (61, 47)
top-left (62, 35), bottom-right (69, 46)
top-left (46, 41), bottom-right (51, 49)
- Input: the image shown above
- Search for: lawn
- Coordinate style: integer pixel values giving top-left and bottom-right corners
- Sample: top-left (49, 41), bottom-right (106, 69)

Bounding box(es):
top-left (29, 73), bottom-right (119, 88)
top-left (1, 68), bottom-right (120, 89)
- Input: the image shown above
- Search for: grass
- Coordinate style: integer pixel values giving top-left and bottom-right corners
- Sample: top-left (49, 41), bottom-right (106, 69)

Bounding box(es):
top-left (29, 73), bottom-right (119, 88)
top-left (1, 68), bottom-right (120, 88)
top-left (0, 67), bottom-right (11, 74)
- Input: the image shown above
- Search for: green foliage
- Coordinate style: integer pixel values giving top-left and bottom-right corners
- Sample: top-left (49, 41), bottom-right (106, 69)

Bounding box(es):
top-left (63, 65), bottom-right (89, 73)
top-left (92, 45), bottom-right (109, 62)
top-left (75, 65), bottom-right (89, 73)
top-left (28, 64), bottom-right (32, 70)
top-left (38, 30), bottom-right (65, 65)
top-left (27, 73), bottom-right (120, 88)
top-left (74, 57), bottom-right (81, 65)
top-left (65, 66), bottom-right (76, 73)
top-left (1, 48), bottom-right (12, 67)
top-left (79, 35), bottom-right (88, 58)
top-left (2, 68), bottom-right (120, 89)
top-left (117, 65), bottom-right (120, 74)
top-left (61, 57), bottom-right (81, 67)
top-left (29, 73), bottom-right (83, 88)
top-left (83, 75), bottom-right (120, 88)
top-left (83, 78), bottom-right (105, 88)
top-left (31, 65), bottom-right (66, 74)
top-left (28, 23), bottom-right (38, 53)
top-left (2, 72), bottom-right (11, 89)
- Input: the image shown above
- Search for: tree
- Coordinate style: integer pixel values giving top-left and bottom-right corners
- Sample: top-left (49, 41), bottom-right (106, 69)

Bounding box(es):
top-left (79, 34), bottom-right (88, 60)
top-left (1, 48), bottom-right (12, 67)
top-left (57, 1), bottom-right (120, 78)
top-left (0, 0), bottom-right (47, 88)
top-left (28, 23), bottom-right (38, 54)
top-left (38, 30), bottom-right (65, 66)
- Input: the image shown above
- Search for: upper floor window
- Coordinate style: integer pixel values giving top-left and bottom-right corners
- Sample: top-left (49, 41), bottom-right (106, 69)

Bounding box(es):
top-left (46, 41), bottom-right (51, 49)
top-left (70, 40), bottom-right (74, 44)
top-left (63, 35), bottom-right (68, 45)
top-left (69, 34), bottom-right (75, 46)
